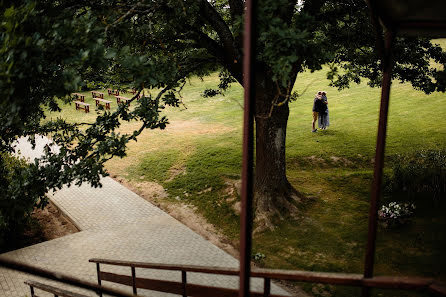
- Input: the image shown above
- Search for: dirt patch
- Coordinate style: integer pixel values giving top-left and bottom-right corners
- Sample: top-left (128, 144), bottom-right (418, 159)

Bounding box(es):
top-left (166, 165), bottom-right (187, 182)
top-left (30, 201), bottom-right (79, 240)
top-left (329, 156), bottom-right (353, 166)
top-left (1, 201), bottom-right (79, 253)
top-left (223, 178), bottom-right (241, 199)
top-left (232, 201), bottom-right (241, 215)
top-left (197, 187), bottom-right (213, 195)
top-left (132, 181), bottom-right (168, 199)
top-left (305, 155), bottom-right (326, 165)
top-left (223, 178), bottom-right (242, 215)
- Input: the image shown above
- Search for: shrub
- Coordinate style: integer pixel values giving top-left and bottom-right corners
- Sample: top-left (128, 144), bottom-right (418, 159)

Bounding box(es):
top-left (84, 80), bottom-right (107, 91)
top-left (384, 149), bottom-right (446, 202)
top-left (252, 252), bottom-right (266, 262)
top-left (0, 152), bottom-right (48, 250)
top-left (378, 202), bottom-right (416, 228)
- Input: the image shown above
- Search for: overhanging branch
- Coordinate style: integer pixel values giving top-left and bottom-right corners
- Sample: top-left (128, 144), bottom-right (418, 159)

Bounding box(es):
top-left (198, 0), bottom-right (241, 64)
top-left (228, 0), bottom-right (244, 23)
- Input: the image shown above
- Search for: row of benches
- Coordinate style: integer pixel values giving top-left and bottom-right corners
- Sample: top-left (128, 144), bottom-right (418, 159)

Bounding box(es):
top-left (108, 88), bottom-right (138, 96)
top-left (72, 92), bottom-right (140, 113)
top-left (88, 88), bottom-right (137, 98)
top-left (73, 90), bottom-right (139, 99)
top-left (73, 89), bottom-right (139, 101)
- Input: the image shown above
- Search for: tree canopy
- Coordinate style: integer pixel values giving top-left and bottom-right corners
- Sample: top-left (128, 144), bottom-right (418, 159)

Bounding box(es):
top-left (1, 0), bottom-right (445, 228)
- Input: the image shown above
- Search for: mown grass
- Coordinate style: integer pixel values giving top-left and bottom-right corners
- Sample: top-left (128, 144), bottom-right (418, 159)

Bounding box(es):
top-left (46, 40), bottom-right (446, 297)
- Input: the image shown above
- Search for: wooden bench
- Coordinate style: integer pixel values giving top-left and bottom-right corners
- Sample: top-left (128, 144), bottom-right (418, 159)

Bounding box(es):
top-left (107, 88), bottom-right (120, 96)
top-left (91, 91), bottom-right (104, 99)
top-left (72, 93), bottom-right (85, 102)
top-left (75, 101), bottom-right (90, 113)
top-left (127, 89), bottom-right (142, 99)
top-left (115, 96), bottom-right (131, 105)
top-left (24, 280), bottom-right (89, 297)
top-left (94, 98), bottom-right (112, 110)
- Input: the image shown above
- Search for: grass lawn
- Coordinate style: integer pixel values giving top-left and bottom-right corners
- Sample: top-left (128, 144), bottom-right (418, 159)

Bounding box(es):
top-left (46, 41), bottom-right (446, 297)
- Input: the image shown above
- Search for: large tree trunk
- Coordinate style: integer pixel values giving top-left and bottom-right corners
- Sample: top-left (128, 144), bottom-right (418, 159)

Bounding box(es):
top-left (253, 74), bottom-right (303, 230)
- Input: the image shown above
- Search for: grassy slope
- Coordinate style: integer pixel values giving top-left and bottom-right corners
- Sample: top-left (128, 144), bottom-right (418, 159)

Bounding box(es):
top-left (47, 41), bottom-right (446, 296)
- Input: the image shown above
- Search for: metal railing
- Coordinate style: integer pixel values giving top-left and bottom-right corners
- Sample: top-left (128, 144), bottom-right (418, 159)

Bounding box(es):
top-left (1, 257), bottom-right (445, 297)
top-left (25, 280), bottom-right (89, 297)
top-left (0, 257), bottom-right (135, 297)
top-left (88, 258), bottom-right (446, 296)
top-left (89, 258), bottom-right (287, 297)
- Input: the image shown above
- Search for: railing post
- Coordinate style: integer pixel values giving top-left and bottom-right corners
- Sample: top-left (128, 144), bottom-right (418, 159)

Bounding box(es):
top-left (362, 29), bottom-right (395, 297)
top-left (96, 263), bottom-right (102, 297)
top-left (239, 0), bottom-right (257, 296)
top-left (182, 270), bottom-right (187, 297)
top-left (131, 266), bottom-right (137, 295)
top-left (263, 278), bottom-right (271, 297)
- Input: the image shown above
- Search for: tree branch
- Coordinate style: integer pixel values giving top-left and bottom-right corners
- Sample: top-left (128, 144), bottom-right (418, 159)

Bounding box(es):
top-left (301, 0), bottom-right (325, 15)
top-left (364, 0), bottom-right (385, 63)
top-left (277, 0), bottom-right (299, 24)
top-left (183, 28), bottom-right (243, 84)
top-left (105, 1), bottom-right (145, 34)
top-left (197, 0), bottom-right (243, 83)
top-left (228, 0), bottom-right (244, 23)
top-left (198, 0), bottom-right (236, 55)
top-left (184, 27), bottom-right (226, 58)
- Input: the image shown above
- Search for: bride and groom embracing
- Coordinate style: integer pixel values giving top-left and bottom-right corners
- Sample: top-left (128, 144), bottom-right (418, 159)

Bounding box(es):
top-left (312, 91), bottom-right (329, 132)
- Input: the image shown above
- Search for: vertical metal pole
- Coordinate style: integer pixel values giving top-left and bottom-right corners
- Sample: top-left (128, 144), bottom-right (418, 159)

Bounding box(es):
top-left (30, 286), bottom-right (35, 297)
top-left (182, 270), bottom-right (187, 297)
top-left (263, 278), bottom-right (271, 297)
top-left (362, 29), bottom-right (394, 297)
top-left (131, 266), bottom-right (137, 295)
top-left (239, 0), bottom-right (257, 296)
top-left (96, 263), bottom-right (102, 297)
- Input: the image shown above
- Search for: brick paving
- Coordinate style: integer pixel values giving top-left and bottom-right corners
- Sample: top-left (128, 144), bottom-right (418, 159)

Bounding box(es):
top-left (0, 136), bottom-right (292, 297)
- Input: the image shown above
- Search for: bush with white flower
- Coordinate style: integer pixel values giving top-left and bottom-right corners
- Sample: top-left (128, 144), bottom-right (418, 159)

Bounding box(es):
top-left (252, 252), bottom-right (266, 262)
top-left (378, 202), bottom-right (416, 227)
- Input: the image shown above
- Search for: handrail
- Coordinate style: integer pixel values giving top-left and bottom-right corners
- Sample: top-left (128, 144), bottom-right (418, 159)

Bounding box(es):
top-left (1, 255), bottom-right (445, 297)
top-left (0, 257), bottom-right (135, 297)
top-left (89, 258), bottom-right (239, 275)
top-left (91, 258), bottom-right (287, 297)
top-left (25, 280), bottom-right (89, 297)
top-left (430, 282), bottom-right (446, 296)
top-left (89, 258), bottom-right (446, 295)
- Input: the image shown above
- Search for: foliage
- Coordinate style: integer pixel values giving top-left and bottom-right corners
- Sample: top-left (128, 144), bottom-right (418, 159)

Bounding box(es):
top-left (78, 70), bottom-right (446, 296)
top-left (384, 150), bottom-right (446, 203)
top-left (0, 152), bottom-right (48, 249)
top-left (252, 252), bottom-right (266, 261)
top-left (1, 0), bottom-right (445, 224)
top-left (202, 70), bottom-right (236, 97)
top-left (378, 202), bottom-right (416, 228)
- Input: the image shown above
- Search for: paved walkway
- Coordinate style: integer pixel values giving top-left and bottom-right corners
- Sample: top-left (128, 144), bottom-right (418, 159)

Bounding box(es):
top-left (0, 136), bottom-right (291, 297)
